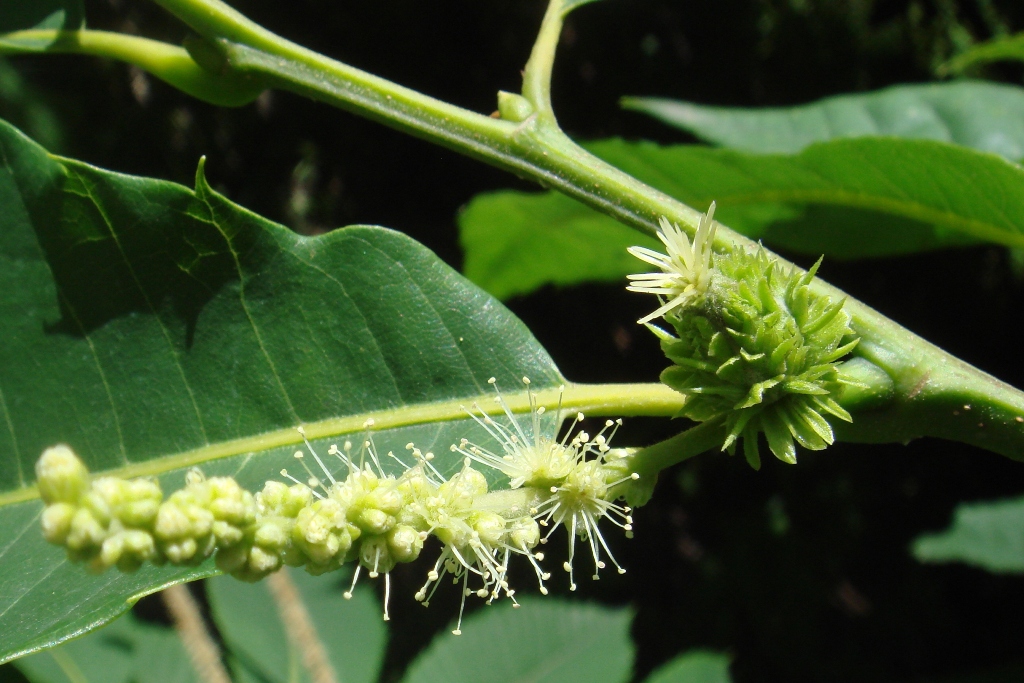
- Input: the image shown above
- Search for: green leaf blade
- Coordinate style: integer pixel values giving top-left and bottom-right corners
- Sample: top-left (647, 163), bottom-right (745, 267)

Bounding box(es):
top-left (0, 0), bottom-right (85, 52)
top-left (460, 189), bottom-right (662, 300)
top-left (402, 599), bottom-right (634, 683)
top-left (643, 650), bottom-right (733, 683)
top-left (460, 137), bottom-right (1024, 299)
top-left (0, 115), bottom-right (562, 488)
top-left (14, 611), bottom-right (196, 683)
top-left (207, 568), bottom-right (386, 683)
top-left (0, 496), bottom-right (218, 668)
top-left (0, 116), bottom-right (570, 663)
top-left (912, 496), bottom-right (1024, 573)
top-left (622, 81), bottom-right (1024, 161)
top-left (590, 138), bottom-right (1024, 250)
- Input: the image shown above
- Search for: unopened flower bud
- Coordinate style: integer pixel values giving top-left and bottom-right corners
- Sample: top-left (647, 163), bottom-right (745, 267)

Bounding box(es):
top-left (359, 535), bottom-right (395, 577)
top-left (41, 503), bottom-right (76, 544)
top-left (248, 545), bottom-right (281, 575)
top-left (66, 508), bottom-right (105, 552)
top-left (212, 520), bottom-right (244, 546)
top-left (387, 524), bottom-right (423, 563)
top-left (293, 499), bottom-right (353, 567)
top-left (154, 501), bottom-right (192, 541)
top-left (365, 487), bottom-right (403, 516)
top-left (508, 516), bottom-right (540, 550)
top-left (353, 507), bottom-right (393, 535)
top-left (257, 481), bottom-right (312, 517)
top-left (80, 489), bottom-right (113, 526)
top-left (163, 538), bottom-right (199, 564)
top-left (470, 511), bottom-right (506, 546)
top-left (91, 526), bottom-right (155, 572)
top-left (254, 517), bottom-right (292, 550)
top-left (36, 445), bottom-right (89, 505)
top-left (97, 533), bottom-right (125, 571)
top-left (441, 468), bottom-right (488, 507)
top-left (113, 530), bottom-right (156, 572)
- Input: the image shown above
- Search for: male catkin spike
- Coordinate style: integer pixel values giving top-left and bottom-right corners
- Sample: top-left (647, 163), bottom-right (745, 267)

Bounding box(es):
top-left (36, 392), bottom-right (640, 631)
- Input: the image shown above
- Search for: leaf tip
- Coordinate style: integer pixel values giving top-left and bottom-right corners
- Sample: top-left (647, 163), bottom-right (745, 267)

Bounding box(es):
top-left (194, 156), bottom-right (211, 197)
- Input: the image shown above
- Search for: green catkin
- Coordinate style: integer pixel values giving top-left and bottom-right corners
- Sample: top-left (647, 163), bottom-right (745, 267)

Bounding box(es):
top-left (154, 470), bottom-right (257, 565)
top-left (36, 446), bottom-right (163, 572)
top-left (35, 392), bottom-right (640, 630)
top-left (628, 206), bottom-right (862, 468)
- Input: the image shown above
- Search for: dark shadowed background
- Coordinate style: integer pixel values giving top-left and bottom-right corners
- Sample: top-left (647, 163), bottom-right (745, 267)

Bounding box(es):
top-left (3, 1), bottom-right (1024, 681)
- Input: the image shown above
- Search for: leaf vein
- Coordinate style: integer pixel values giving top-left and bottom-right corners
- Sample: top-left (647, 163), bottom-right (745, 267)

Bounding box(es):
top-left (69, 171), bottom-right (211, 447)
top-left (198, 196), bottom-right (301, 422)
top-left (0, 381), bottom-right (24, 487)
top-left (0, 507), bottom-right (42, 563)
top-left (282, 242), bottom-right (404, 406)
top-left (0, 557), bottom-right (64, 621)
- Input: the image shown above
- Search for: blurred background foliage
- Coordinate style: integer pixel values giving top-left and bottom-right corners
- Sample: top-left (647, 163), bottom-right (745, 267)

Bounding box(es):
top-left (3, 0), bottom-right (1024, 681)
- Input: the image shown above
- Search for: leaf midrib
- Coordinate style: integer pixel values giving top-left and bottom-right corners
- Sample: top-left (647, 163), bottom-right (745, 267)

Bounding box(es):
top-left (709, 188), bottom-right (1024, 248)
top-left (0, 381), bottom-right (683, 507)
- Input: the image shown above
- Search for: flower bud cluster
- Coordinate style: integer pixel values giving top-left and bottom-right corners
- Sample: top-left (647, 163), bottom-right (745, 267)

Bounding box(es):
top-left (628, 204), bottom-right (861, 467)
top-left (34, 445), bottom-right (254, 572)
top-left (37, 388), bottom-right (638, 631)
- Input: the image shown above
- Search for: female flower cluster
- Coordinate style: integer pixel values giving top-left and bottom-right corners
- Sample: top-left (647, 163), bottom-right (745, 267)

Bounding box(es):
top-left (35, 379), bottom-right (639, 631)
top-left (628, 204), bottom-right (862, 468)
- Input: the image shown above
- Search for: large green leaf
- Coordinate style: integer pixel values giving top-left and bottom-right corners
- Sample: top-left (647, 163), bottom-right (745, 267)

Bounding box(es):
top-left (912, 496), bottom-right (1024, 573)
top-left (460, 189), bottom-right (663, 300)
top-left (401, 599), bottom-right (634, 683)
top-left (207, 568), bottom-right (386, 683)
top-left (14, 612), bottom-right (195, 683)
top-left (0, 0), bottom-right (84, 52)
top-left (643, 650), bottom-right (732, 683)
top-left (0, 116), bottom-right (573, 664)
top-left (621, 81), bottom-right (1024, 160)
top-left (461, 137), bottom-right (1013, 299)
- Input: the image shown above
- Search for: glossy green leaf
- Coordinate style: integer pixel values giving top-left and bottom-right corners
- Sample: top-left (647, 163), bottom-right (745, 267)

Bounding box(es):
top-left (0, 116), bottom-right (569, 663)
top-left (466, 82), bottom-right (1024, 299)
top-left (0, 0), bottom-right (84, 52)
top-left (941, 33), bottom-right (1024, 76)
top-left (622, 81), bottom-right (1024, 160)
top-left (461, 137), bottom-right (1015, 298)
top-left (460, 189), bottom-right (663, 300)
top-left (402, 599), bottom-right (634, 683)
top-left (912, 496), bottom-right (1024, 573)
top-left (207, 567), bottom-right (386, 683)
top-left (593, 138), bottom-right (1024, 248)
top-left (14, 612), bottom-right (195, 683)
top-left (643, 650), bottom-right (733, 683)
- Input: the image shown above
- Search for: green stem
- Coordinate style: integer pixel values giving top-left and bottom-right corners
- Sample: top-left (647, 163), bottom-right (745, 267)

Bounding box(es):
top-left (627, 417), bottom-right (726, 482)
top-left (16, 0), bottom-right (1024, 459)
top-left (0, 30), bottom-right (262, 107)
top-left (612, 418), bottom-right (727, 507)
top-left (146, 0), bottom-right (519, 163)
top-left (204, 26), bottom-right (1024, 459)
top-left (520, 0), bottom-right (564, 120)
top-left (216, 40), bottom-right (706, 236)
top-left (147, 0), bottom-right (705, 235)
